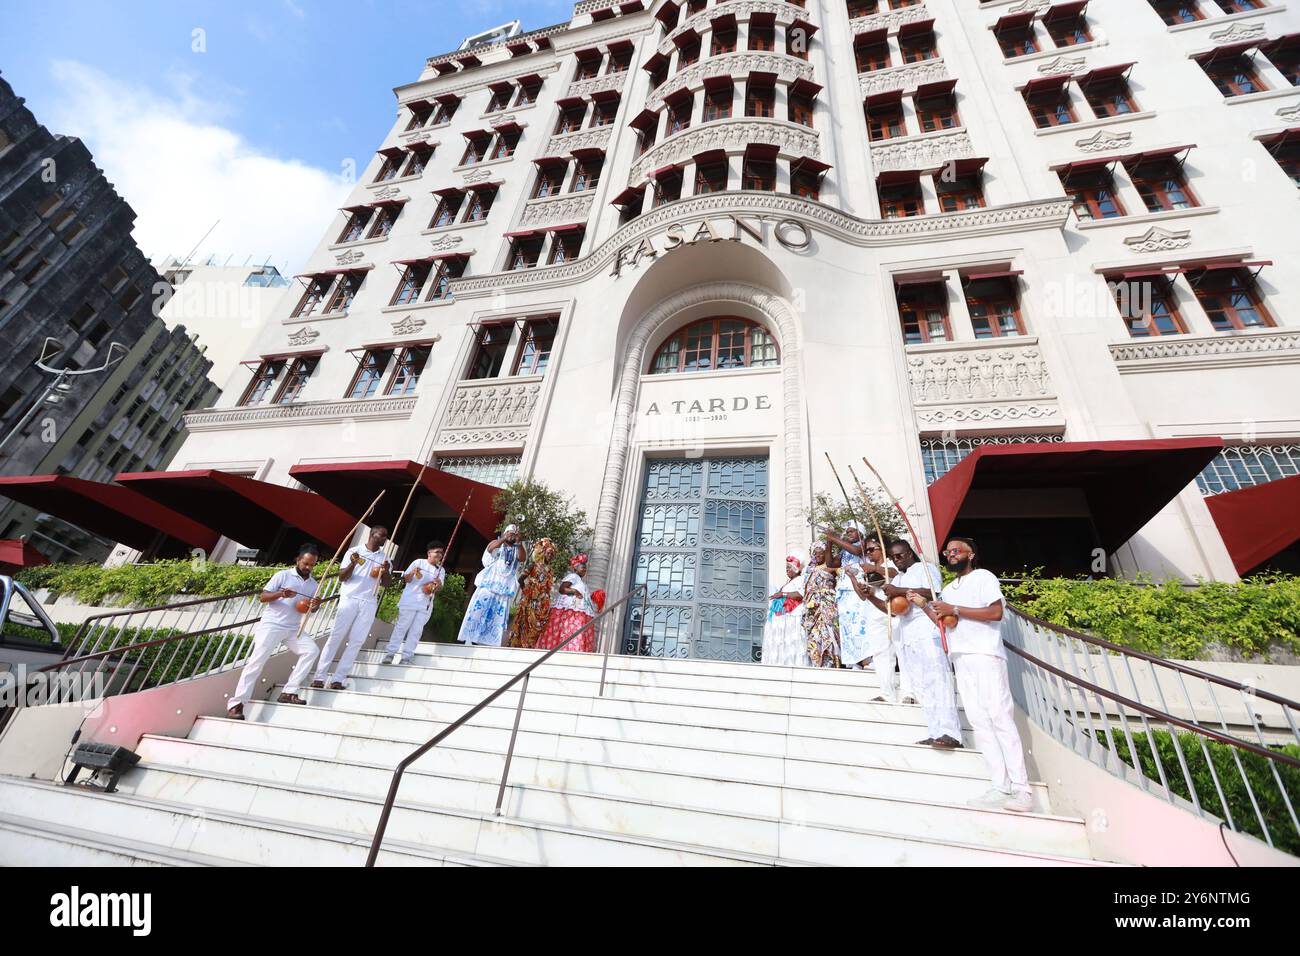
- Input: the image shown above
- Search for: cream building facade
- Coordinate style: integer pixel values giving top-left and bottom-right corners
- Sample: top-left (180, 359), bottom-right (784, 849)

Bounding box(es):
top-left (157, 0), bottom-right (1300, 661)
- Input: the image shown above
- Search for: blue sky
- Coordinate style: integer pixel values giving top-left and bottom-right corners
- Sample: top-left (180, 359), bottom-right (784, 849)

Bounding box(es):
top-left (0, 0), bottom-right (574, 271)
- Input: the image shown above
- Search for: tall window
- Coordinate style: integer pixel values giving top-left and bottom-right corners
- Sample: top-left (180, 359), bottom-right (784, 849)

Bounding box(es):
top-left (430, 192), bottom-right (464, 227)
top-left (965, 276), bottom-right (1025, 338)
top-left (367, 204), bottom-right (400, 238)
top-left (515, 79), bottom-right (542, 106)
top-left (1200, 55), bottom-right (1268, 96)
top-left (548, 229), bottom-right (584, 264)
top-left (463, 187), bottom-right (496, 223)
top-left (514, 318), bottom-right (558, 376)
top-left (1045, 9), bottom-right (1092, 46)
top-left (274, 356), bottom-right (318, 404)
top-left (694, 157), bottom-right (728, 193)
top-left (534, 161), bottom-right (567, 198)
top-left (1061, 168), bottom-right (1125, 220)
top-left (1262, 40), bottom-right (1300, 86)
top-left (667, 96), bottom-right (693, 134)
top-left (556, 102), bottom-right (586, 134)
top-left (855, 37), bottom-right (890, 72)
top-left (324, 271), bottom-right (363, 313)
top-left (401, 146), bottom-right (433, 177)
top-left (936, 172), bottom-right (985, 212)
top-left (788, 90), bottom-right (815, 127)
top-left (391, 263), bottom-right (430, 305)
top-left (239, 360), bottom-right (285, 406)
top-left (678, 38), bottom-right (701, 68)
top-left (405, 102), bottom-right (432, 130)
top-left (1264, 136), bottom-right (1300, 185)
top-left (1109, 276), bottom-right (1185, 337)
top-left (1127, 157), bottom-right (1197, 211)
top-left (590, 97), bottom-right (619, 127)
top-left (575, 51), bottom-right (602, 80)
top-left (917, 91), bottom-right (959, 131)
top-left (387, 345), bottom-right (432, 395)
top-left (490, 128), bottom-right (520, 160)
top-left (431, 97), bottom-right (459, 124)
top-left (711, 23), bottom-right (738, 56)
top-left (743, 154), bottom-right (776, 191)
top-left (649, 318), bottom-right (779, 374)
top-left (791, 167), bottom-right (821, 200)
top-left (900, 28), bottom-right (937, 63)
top-left (467, 324), bottom-right (513, 379)
top-left (1150, 0), bottom-right (1203, 24)
top-left (653, 169), bottom-right (684, 206)
top-left (745, 80), bottom-right (775, 117)
top-left (896, 283), bottom-right (951, 344)
top-left (607, 44), bottom-right (634, 73)
top-left (1191, 268), bottom-right (1273, 331)
top-left (347, 349), bottom-right (393, 399)
top-left (572, 157), bottom-right (603, 192)
top-left (292, 276), bottom-right (333, 317)
top-left (704, 85), bottom-right (733, 121)
top-left (428, 257), bottom-right (467, 300)
top-left (1213, 0), bottom-right (1264, 11)
top-left (374, 151), bottom-right (404, 182)
top-left (1025, 86), bottom-right (1076, 127)
top-left (879, 178), bottom-right (924, 218)
top-left (748, 15), bottom-right (775, 51)
top-left (338, 210), bottom-right (372, 243)
top-left (461, 133), bottom-right (491, 165)
top-left (997, 24), bottom-right (1039, 58)
top-left (866, 99), bottom-right (906, 140)
top-left (508, 235), bottom-right (544, 270)
top-left (486, 85), bottom-right (512, 112)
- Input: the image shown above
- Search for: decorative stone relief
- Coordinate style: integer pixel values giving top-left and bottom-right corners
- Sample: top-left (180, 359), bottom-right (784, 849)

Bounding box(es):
top-left (1209, 22), bottom-right (1268, 43)
top-left (850, 3), bottom-right (929, 36)
top-left (859, 58), bottom-right (951, 98)
top-left (1110, 330), bottom-right (1300, 373)
top-left (518, 192), bottom-right (596, 228)
top-left (907, 343), bottom-right (1055, 407)
top-left (869, 129), bottom-right (973, 173)
top-left (1277, 105), bottom-right (1300, 122)
top-left (186, 396), bottom-right (418, 431)
top-left (545, 125), bottom-right (613, 157)
top-left (372, 185), bottom-right (405, 201)
top-left (391, 315), bottom-right (428, 335)
top-left (1123, 226), bottom-right (1191, 254)
top-left (1075, 129), bottom-right (1132, 152)
top-left (335, 249), bottom-right (368, 266)
top-left (429, 233), bottom-right (465, 251)
top-left (915, 404), bottom-right (1062, 426)
top-left (629, 119), bottom-right (820, 182)
top-left (436, 380), bottom-right (543, 445)
top-left (662, 0), bottom-right (816, 56)
top-left (651, 52), bottom-right (814, 110)
top-left (566, 71), bottom-right (628, 99)
top-left (287, 327), bottom-right (320, 346)
top-left (1037, 56), bottom-right (1087, 75)
top-left (461, 168), bottom-right (495, 184)
top-left (1008, 0), bottom-right (1051, 13)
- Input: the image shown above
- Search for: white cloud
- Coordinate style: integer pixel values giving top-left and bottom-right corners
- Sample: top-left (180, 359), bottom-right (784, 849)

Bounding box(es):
top-left (44, 61), bottom-right (349, 275)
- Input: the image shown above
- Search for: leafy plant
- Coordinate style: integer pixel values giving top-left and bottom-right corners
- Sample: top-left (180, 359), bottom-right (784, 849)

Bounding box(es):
top-left (490, 479), bottom-right (594, 578)
top-left (1097, 728), bottom-right (1300, 856)
top-left (1005, 572), bottom-right (1300, 661)
top-left (801, 488), bottom-right (908, 549)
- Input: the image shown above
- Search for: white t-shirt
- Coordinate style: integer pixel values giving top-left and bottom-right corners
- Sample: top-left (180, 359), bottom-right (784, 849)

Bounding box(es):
top-left (397, 559), bottom-right (445, 612)
top-left (939, 568), bottom-right (1006, 659)
top-left (894, 561), bottom-right (943, 642)
top-left (260, 567), bottom-right (319, 629)
top-left (339, 545), bottom-right (388, 603)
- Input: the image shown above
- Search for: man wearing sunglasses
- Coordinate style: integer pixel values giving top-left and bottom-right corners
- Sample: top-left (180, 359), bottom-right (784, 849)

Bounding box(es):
top-left (909, 536), bottom-right (1034, 813)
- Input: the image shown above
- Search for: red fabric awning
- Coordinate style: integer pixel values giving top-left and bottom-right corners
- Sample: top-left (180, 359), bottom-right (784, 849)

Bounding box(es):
top-left (1079, 62), bottom-right (1136, 86)
top-left (1205, 475), bottom-right (1300, 575)
top-left (995, 11), bottom-right (1036, 32)
top-left (0, 538), bottom-right (50, 571)
top-left (1023, 74), bottom-right (1072, 94)
top-left (927, 438), bottom-right (1225, 553)
top-left (1044, 0), bottom-right (1089, 21)
top-left (288, 460), bottom-right (504, 539)
top-left (114, 470), bottom-right (354, 550)
top-left (0, 475), bottom-right (220, 553)
top-left (1054, 155), bottom-right (1128, 176)
top-left (915, 78), bottom-right (958, 99)
top-left (877, 169), bottom-right (927, 186)
top-left (898, 18), bottom-right (935, 39)
top-left (1196, 40), bottom-right (1259, 62)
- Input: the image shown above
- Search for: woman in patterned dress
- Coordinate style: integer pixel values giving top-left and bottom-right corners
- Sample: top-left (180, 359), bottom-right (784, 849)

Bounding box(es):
top-left (537, 553), bottom-right (596, 652)
top-left (802, 539), bottom-right (842, 669)
top-left (508, 538), bottom-right (557, 649)
top-left (762, 551), bottom-right (810, 667)
top-left (456, 524), bottom-right (526, 647)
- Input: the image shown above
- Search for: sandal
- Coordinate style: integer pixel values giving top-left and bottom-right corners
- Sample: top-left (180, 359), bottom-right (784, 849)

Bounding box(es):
top-left (226, 703), bottom-right (245, 721)
top-left (277, 693), bottom-right (306, 705)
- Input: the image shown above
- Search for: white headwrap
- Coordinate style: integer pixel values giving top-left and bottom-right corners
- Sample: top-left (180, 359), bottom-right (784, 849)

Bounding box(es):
top-left (844, 520), bottom-right (866, 536)
top-left (785, 549), bottom-right (808, 573)
top-left (503, 524), bottom-right (519, 536)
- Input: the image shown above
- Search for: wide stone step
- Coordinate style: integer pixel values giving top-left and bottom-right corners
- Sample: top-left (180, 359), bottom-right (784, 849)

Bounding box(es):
top-left (330, 670), bottom-right (973, 731)
top-left (110, 760), bottom-right (1098, 866)
top-left (242, 698), bottom-right (997, 777)
top-left (0, 813), bottom-right (216, 867)
top-left (136, 734), bottom-right (1083, 857)
top-left (292, 685), bottom-right (955, 747)
top-left (0, 778), bottom-right (504, 867)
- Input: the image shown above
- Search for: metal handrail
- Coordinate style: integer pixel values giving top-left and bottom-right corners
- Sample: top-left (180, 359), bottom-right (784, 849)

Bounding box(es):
top-left (1003, 605), bottom-right (1300, 853)
top-left (1009, 603), bottom-right (1300, 711)
top-left (364, 582), bottom-right (648, 867)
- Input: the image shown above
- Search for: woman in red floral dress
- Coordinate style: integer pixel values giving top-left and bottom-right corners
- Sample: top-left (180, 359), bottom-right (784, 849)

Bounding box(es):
top-left (508, 538), bottom-right (556, 649)
top-left (536, 553), bottom-right (596, 652)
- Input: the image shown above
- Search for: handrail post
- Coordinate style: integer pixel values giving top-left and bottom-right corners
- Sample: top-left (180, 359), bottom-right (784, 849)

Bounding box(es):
top-left (495, 672), bottom-right (529, 816)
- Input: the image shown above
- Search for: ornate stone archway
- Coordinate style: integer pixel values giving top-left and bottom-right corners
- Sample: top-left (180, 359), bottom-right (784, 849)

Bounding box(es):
top-left (590, 280), bottom-right (806, 586)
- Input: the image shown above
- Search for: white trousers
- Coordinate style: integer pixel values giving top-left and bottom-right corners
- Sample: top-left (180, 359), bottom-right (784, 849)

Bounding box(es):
top-left (952, 653), bottom-right (1030, 794)
top-left (902, 630), bottom-right (962, 741)
top-left (384, 606), bottom-right (432, 661)
top-left (313, 597), bottom-right (378, 683)
top-left (229, 620), bottom-right (318, 709)
top-left (873, 640), bottom-right (901, 703)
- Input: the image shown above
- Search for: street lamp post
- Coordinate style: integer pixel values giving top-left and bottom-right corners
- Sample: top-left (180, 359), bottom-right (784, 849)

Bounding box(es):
top-left (0, 337), bottom-right (129, 461)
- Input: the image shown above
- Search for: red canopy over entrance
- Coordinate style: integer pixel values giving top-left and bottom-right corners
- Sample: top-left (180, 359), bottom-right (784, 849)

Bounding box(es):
top-left (114, 470), bottom-right (353, 549)
top-left (1205, 474), bottom-right (1300, 575)
top-left (0, 474), bottom-right (221, 553)
top-left (927, 438), bottom-right (1224, 553)
top-left (288, 460), bottom-right (503, 539)
top-left (0, 538), bottom-right (50, 572)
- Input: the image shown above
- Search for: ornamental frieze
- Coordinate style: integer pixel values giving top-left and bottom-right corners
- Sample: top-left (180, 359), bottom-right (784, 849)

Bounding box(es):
top-left (629, 119), bottom-right (821, 182)
top-left (1209, 22), bottom-right (1268, 43)
top-left (1036, 56), bottom-right (1087, 75)
top-left (868, 129), bottom-right (973, 173)
top-left (545, 125), bottom-right (613, 158)
top-left (566, 70), bottom-right (628, 99)
top-left (915, 403), bottom-right (1062, 427)
top-left (1074, 129), bottom-right (1132, 153)
top-left (517, 192), bottom-right (596, 228)
top-left (437, 379), bottom-right (542, 445)
top-left (850, 3), bottom-right (930, 36)
top-left (650, 51), bottom-right (815, 110)
top-left (1110, 330), bottom-right (1300, 373)
top-left (907, 342), bottom-right (1055, 406)
top-left (859, 58), bottom-right (952, 98)
top-left (661, 0), bottom-right (816, 57)
top-left (1123, 227), bottom-right (1191, 254)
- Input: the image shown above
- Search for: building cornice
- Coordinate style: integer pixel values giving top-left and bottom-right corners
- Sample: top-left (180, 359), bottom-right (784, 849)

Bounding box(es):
top-left (660, 0), bottom-right (815, 57)
top-left (859, 57), bottom-right (952, 99)
top-left (451, 192), bottom-right (1072, 299)
top-left (1109, 329), bottom-right (1300, 374)
top-left (184, 396), bottom-right (419, 432)
top-left (649, 50), bottom-right (815, 110)
top-left (850, 2), bottom-right (930, 36)
top-left (399, 62), bottom-right (562, 106)
top-left (629, 117), bottom-right (821, 183)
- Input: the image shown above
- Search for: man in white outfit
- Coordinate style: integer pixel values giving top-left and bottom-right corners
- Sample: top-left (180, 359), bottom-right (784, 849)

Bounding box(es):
top-left (843, 534), bottom-right (899, 700)
top-left (880, 540), bottom-right (963, 749)
top-left (227, 543), bottom-right (322, 720)
top-left (310, 525), bottom-right (391, 690)
top-left (911, 536), bottom-right (1035, 813)
top-left (384, 540), bottom-right (445, 664)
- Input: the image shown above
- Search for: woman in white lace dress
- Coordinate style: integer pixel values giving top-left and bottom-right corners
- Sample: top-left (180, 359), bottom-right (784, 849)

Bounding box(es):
top-left (762, 551), bottom-right (809, 666)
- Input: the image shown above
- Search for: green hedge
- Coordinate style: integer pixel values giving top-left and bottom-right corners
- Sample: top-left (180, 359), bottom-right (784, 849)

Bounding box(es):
top-left (1098, 728), bottom-right (1300, 856)
top-left (16, 560), bottom-right (469, 631)
top-left (1004, 573), bottom-right (1300, 661)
